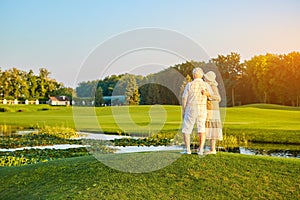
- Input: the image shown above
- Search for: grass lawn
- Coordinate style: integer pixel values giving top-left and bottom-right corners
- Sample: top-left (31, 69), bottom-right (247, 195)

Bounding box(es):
top-left (223, 104), bottom-right (300, 144)
top-left (224, 104), bottom-right (300, 130)
top-left (0, 104), bottom-right (299, 143)
top-left (0, 104), bottom-right (299, 199)
top-left (0, 153), bottom-right (299, 199)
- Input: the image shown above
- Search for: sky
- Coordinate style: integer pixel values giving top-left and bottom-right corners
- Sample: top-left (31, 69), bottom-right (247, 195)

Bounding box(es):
top-left (0, 0), bottom-right (299, 87)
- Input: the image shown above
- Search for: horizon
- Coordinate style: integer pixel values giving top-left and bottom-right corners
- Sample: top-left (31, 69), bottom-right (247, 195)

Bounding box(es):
top-left (1, 50), bottom-right (298, 90)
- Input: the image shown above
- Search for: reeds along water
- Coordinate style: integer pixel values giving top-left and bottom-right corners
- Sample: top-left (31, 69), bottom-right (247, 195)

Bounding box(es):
top-left (0, 125), bottom-right (24, 136)
top-left (216, 133), bottom-right (249, 151)
top-left (0, 124), bottom-right (13, 136)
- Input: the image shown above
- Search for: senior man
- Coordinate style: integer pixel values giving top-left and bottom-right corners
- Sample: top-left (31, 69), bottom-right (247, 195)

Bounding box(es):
top-left (181, 68), bottom-right (209, 155)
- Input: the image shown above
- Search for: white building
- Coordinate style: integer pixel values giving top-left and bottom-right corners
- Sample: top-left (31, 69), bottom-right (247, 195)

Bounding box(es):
top-left (47, 96), bottom-right (70, 106)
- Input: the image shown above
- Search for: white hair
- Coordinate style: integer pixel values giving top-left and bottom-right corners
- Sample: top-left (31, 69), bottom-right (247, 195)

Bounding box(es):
top-left (192, 68), bottom-right (204, 78)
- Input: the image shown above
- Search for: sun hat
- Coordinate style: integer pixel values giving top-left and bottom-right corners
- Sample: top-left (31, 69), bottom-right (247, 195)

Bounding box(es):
top-left (192, 68), bottom-right (204, 78)
top-left (205, 71), bottom-right (218, 86)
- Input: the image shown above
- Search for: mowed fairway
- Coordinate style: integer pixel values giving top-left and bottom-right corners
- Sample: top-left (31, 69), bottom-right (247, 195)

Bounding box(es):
top-left (223, 104), bottom-right (300, 143)
top-left (0, 105), bottom-right (75, 129)
top-left (0, 104), bottom-right (299, 143)
top-left (224, 104), bottom-right (300, 130)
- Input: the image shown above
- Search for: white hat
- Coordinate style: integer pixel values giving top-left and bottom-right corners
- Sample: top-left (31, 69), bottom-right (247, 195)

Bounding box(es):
top-left (192, 68), bottom-right (204, 78)
top-left (205, 71), bottom-right (218, 86)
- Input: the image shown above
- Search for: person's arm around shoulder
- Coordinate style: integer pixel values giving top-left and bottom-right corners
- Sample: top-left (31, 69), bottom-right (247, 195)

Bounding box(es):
top-left (211, 85), bottom-right (221, 102)
top-left (202, 81), bottom-right (211, 99)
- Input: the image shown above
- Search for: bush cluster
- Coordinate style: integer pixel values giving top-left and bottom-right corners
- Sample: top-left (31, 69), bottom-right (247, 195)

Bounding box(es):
top-left (0, 156), bottom-right (38, 167)
top-left (38, 126), bottom-right (79, 139)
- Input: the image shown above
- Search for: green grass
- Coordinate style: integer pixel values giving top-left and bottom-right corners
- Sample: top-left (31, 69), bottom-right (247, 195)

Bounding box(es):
top-left (0, 154), bottom-right (299, 199)
top-left (0, 105), bottom-right (75, 129)
top-left (0, 104), bottom-right (299, 199)
top-left (0, 104), bottom-right (299, 143)
top-left (223, 104), bottom-right (300, 130)
top-left (223, 104), bottom-right (300, 144)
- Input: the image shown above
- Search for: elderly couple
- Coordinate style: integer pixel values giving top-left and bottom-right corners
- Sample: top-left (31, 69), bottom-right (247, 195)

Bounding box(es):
top-left (181, 68), bottom-right (223, 155)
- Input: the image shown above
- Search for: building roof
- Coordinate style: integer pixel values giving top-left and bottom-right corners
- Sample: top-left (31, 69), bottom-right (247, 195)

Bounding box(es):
top-left (49, 96), bottom-right (70, 101)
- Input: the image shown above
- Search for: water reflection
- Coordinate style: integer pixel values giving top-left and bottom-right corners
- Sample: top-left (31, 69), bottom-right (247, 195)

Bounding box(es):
top-left (239, 147), bottom-right (300, 158)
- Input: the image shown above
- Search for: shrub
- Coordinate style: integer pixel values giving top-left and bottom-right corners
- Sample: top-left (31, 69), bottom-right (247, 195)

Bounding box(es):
top-left (0, 107), bottom-right (11, 112)
top-left (38, 126), bottom-right (79, 139)
top-left (38, 107), bottom-right (49, 111)
top-left (217, 133), bottom-right (249, 151)
top-left (0, 156), bottom-right (29, 167)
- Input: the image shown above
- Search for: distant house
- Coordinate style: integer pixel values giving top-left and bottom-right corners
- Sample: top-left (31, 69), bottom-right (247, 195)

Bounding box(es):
top-left (47, 96), bottom-right (70, 106)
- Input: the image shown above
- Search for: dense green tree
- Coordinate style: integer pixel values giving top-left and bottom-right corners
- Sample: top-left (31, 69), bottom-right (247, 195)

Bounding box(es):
top-left (0, 67), bottom-right (65, 101)
top-left (8, 68), bottom-right (22, 99)
top-left (98, 74), bottom-right (124, 96)
top-left (35, 68), bottom-right (61, 100)
top-left (0, 70), bottom-right (12, 99)
top-left (94, 87), bottom-right (104, 107)
top-left (212, 52), bottom-right (244, 106)
top-left (174, 61), bottom-right (206, 78)
top-left (110, 74), bottom-right (129, 96)
top-left (283, 52), bottom-right (300, 106)
top-left (76, 80), bottom-right (97, 97)
top-left (145, 83), bottom-right (160, 105)
top-left (139, 76), bottom-right (150, 105)
top-left (27, 70), bottom-right (38, 99)
top-left (74, 52), bottom-right (300, 107)
top-left (245, 52), bottom-right (300, 106)
top-left (125, 76), bottom-right (140, 105)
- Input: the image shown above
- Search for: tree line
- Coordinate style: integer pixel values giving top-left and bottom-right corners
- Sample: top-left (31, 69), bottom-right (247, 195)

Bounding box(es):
top-left (0, 68), bottom-right (74, 102)
top-left (76, 51), bottom-right (300, 107)
top-left (2, 51), bottom-right (299, 106)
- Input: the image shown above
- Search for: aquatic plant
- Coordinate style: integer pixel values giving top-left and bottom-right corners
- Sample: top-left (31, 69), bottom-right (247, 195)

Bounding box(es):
top-left (111, 137), bottom-right (172, 147)
top-left (217, 131), bottom-right (249, 151)
top-left (38, 126), bottom-right (79, 139)
top-left (0, 156), bottom-right (32, 166)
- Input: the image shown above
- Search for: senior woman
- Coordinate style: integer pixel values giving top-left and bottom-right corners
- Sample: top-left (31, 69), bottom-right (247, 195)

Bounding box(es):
top-left (204, 71), bottom-right (223, 154)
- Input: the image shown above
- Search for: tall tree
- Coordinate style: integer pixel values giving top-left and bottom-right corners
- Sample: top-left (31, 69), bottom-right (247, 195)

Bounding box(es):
top-left (245, 54), bottom-right (277, 104)
top-left (98, 74), bottom-right (123, 96)
top-left (76, 80), bottom-right (97, 97)
top-left (37, 68), bottom-right (50, 98)
top-left (27, 70), bottom-right (38, 99)
top-left (94, 87), bottom-right (104, 107)
top-left (125, 76), bottom-right (140, 105)
top-left (0, 67), bottom-right (64, 100)
top-left (282, 52), bottom-right (300, 106)
top-left (212, 52), bottom-right (244, 106)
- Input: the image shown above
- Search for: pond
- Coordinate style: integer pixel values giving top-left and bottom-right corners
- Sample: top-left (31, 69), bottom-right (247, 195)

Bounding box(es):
top-left (0, 144), bottom-right (87, 152)
top-left (1, 131), bottom-right (299, 159)
top-left (113, 145), bottom-right (300, 158)
top-left (78, 132), bottom-right (300, 158)
top-left (239, 146), bottom-right (300, 158)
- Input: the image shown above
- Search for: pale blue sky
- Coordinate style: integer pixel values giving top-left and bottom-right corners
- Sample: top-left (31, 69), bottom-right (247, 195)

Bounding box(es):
top-left (0, 0), bottom-right (299, 87)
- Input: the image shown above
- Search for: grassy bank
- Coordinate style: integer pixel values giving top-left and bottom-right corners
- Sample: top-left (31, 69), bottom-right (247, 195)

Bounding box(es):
top-left (0, 104), bottom-right (299, 144)
top-left (0, 153), bottom-right (299, 199)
